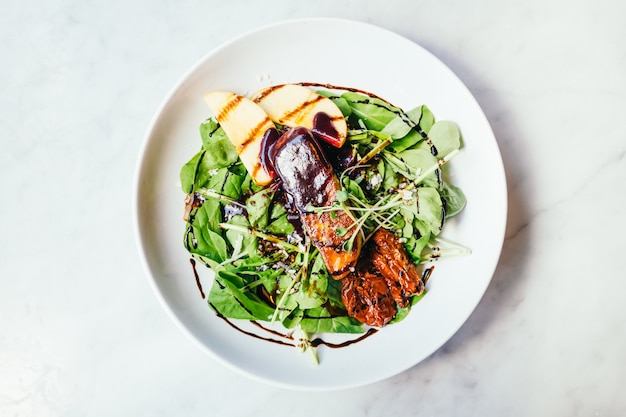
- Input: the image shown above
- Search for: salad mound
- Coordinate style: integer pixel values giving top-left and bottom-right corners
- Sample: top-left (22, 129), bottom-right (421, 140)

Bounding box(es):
top-left (180, 83), bottom-right (469, 360)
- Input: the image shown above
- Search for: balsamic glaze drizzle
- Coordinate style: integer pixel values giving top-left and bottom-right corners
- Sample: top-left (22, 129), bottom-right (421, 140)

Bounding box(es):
top-left (190, 258), bottom-right (205, 299)
top-left (193, 258), bottom-right (381, 350)
top-left (311, 328), bottom-right (378, 348)
top-left (300, 81), bottom-right (441, 156)
top-left (209, 302), bottom-right (296, 347)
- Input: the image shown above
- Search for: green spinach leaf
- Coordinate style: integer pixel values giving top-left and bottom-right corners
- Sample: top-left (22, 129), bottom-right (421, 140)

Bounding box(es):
top-left (341, 92), bottom-right (400, 131)
top-left (299, 306), bottom-right (364, 334)
top-left (209, 269), bottom-right (274, 321)
top-left (440, 182), bottom-right (467, 218)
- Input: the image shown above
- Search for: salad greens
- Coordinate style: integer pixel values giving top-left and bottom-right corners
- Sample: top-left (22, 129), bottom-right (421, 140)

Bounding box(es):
top-left (181, 86), bottom-right (469, 357)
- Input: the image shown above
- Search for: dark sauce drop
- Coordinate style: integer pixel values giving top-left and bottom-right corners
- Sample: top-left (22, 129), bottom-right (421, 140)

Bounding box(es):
top-left (312, 112), bottom-right (340, 146)
top-left (319, 139), bottom-right (356, 172)
top-left (260, 127), bottom-right (281, 178)
top-left (422, 266), bottom-right (435, 284)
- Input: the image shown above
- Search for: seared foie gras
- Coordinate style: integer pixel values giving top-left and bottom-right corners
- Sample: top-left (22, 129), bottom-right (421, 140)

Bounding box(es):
top-left (271, 127), bottom-right (362, 279)
top-left (371, 228), bottom-right (424, 308)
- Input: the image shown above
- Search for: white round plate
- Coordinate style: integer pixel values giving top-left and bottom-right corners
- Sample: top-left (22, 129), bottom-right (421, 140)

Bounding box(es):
top-left (134, 18), bottom-right (507, 390)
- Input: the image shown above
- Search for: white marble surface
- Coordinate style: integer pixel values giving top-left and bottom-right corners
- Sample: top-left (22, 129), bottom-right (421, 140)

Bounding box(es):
top-left (1, 0), bottom-right (625, 415)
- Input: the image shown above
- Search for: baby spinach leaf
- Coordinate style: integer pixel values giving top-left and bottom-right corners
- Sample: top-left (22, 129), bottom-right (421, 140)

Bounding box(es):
top-left (387, 131), bottom-right (421, 153)
top-left (184, 199), bottom-right (228, 263)
top-left (293, 286), bottom-right (327, 310)
top-left (419, 120), bottom-right (461, 157)
top-left (202, 229), bottom-right (228, 262)
top-left (325, 277), bottom-right (346, 309)
top-left (382, 106), bottom-right (423, 139)
top-left (185, 222), bottom-right (228, 263)
top-left (342, 176), bottom-right (367, 201)
top-left (299, 307), bottom-right (364, 334)
top-left (199, 118), bottom-right (223, 147)
top-left (385, 149), bottom-right (440, 188)
top-left (404, 220), bottom-right (431, 262)
top-left (225, 214), bottom-right (257, 257)
top-left (416, 187), bottom-right (444, 236)
top-left (234, 254), bottom-right (273, 268)
top-left (386, 105), bottom-right (435, 153)
top-left (204, 168), bottom-right (244, 200)
top-left (209, 270), bottom-right (274, 321)
top-left (440, 182), bottom-right (467, 218)
top-left (341, 92), bottom-right (399, 131)
top-left (316, 90), bottom-right (352, 118)
top-left (253, 267), bottom-right (283, 296)
top-left (246, 188), bottom-right (273, 229)
top-left (296, 255), bottom-right (329, 310)
top-left (420, 105), bottom-right (435, 133)
top-left (396, 149), bottom-right (437, 175)
top-left (199, 118), bottom-right (239, 164)
top-left (197, 197), bottom-right (222, 232)
top-left (270, 198), bottom-right (287, 219)
top-left (399, 206), bottom-right (415, 238)
top-left (390, 290), bottom-right (427, 324)
top-left (281, 307), bottom-right (304, 329)
top-left (180, 119), bottom-right (240, 194)
top-left (381, 159), bottom-right (401, 191)
top-left (179, 150), bottom-right (209, 193)
top-left (274, 275), bottom-right (300, 316)
top-left (267, 213), bottom-right (295, 235)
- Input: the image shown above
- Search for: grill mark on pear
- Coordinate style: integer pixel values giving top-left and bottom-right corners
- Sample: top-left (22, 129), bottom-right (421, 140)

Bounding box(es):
top-left (238, 117), bottom-right (272, 151)
top-left (218, 94), bottom-right (243, 122)
top-left (280, 95), bottom-right (325, 123)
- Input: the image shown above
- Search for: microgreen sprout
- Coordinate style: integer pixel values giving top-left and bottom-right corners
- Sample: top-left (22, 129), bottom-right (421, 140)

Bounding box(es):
top-left (270, 239), bottom-right (311, 323)
top-left (196, 187), bottom-right (246, 209)
top-left (412, 149), bottom-right (459, 184)
top-left (271, 266), bottom-right (302, 323)
top-left (239, 278), bottom-right (267, 293)
top-left (217, 234), bottom-right (247, 266)
top-left (359, 134), bottom-right (393, 165)
top-left (218, 223), bottom-right (304, 253)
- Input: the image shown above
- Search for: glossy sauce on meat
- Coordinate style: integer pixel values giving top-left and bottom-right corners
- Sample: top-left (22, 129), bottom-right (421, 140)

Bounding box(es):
top-left (271, 127), bottom-right (362, 279)
top-left (272, 127), bottom-right (337, 211)
top-left (341, 269), bottom-right (396, 327)
top-left (341, 228), bottom-right (425, 326)
top-left (371, 228), bottom-right (424, 308)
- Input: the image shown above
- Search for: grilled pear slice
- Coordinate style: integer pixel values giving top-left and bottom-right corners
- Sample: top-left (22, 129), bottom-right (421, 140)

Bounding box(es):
top-left (251, 84), bottom-right (347, 148)
top-left (204, 91), bottom-right (275, 185)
